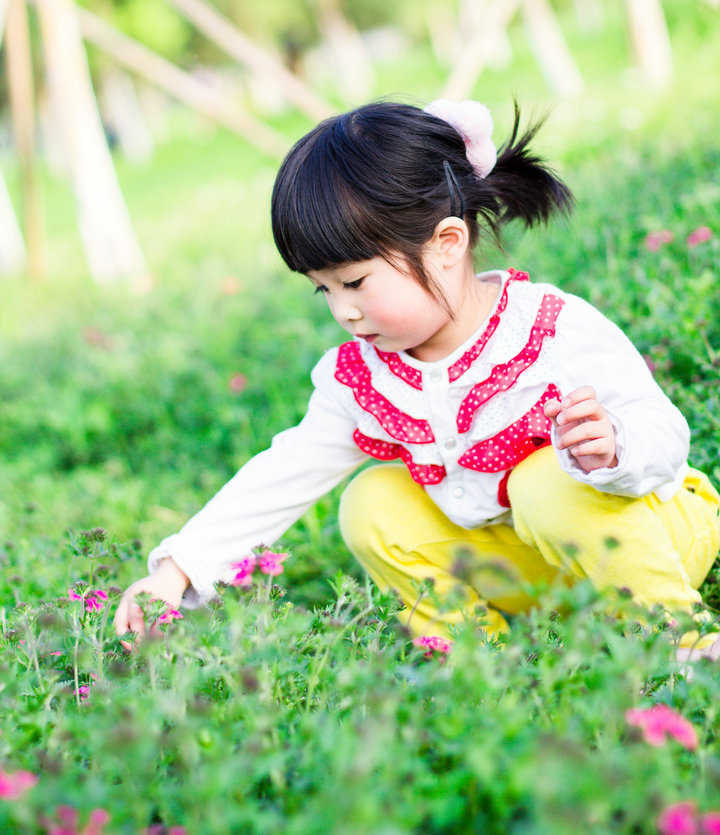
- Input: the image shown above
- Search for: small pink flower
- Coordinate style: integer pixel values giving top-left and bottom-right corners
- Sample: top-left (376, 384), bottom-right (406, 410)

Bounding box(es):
top-left (68, 589), bottom-right (84, 601)
top-left (702, 813), bottom-right (720, 835)
top-left (0, 767), bottom-right (38, 799)
top-left (645, 229), bottom-right (674, 252)
top-left (228, 373), bottom-right (247, 394)
top-left (687, 226), bottom-right (713, 247)
top-left (658, 802), bottom-right (699, 835)
top-left (158, 608), bottom-right (183, 624)
top-left (257, 549), bottom-right (288, 576)
top-left (413, 635), bottom-right (452, 658)
top-left (626, 704), bottom-right (698, 750)
top-left (77, 684), bottom-right (91, 702)
top-left (231, 555), bottom-right (257, 587)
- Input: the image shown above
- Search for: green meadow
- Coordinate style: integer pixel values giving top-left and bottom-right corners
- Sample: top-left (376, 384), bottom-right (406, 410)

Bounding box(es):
top-left (2, 2), bottom-right (720, 831)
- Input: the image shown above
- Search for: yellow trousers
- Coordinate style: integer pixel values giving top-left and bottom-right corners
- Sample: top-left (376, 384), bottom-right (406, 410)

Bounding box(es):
top-left (339, 447), bottom-right (720, 648)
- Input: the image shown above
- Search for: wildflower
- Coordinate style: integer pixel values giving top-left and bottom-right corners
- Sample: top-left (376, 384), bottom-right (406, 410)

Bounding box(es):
top-left (703, 813), bottom-right (720, 835)
top-left (413, 635), bottom-right (452, 659)
top-left (658, 802), bottom-right (698, 835)
top-left (231, 555), bottom-right (257, 587)
top-left (257, 549), bottom-right (288, 576)
top-left (228, 372), bottom-right (247, 393)
top-left (0, 767), bottom-right (38, 799)
top-left (43, 805), bottom-right (110, 835)
top-left (645, 229), bottom-right (674, 252)
top-left (158, 607), bottom-right (183, 625)
top-left (77, 685), bottom-right (91, 702)
top-left (68, 587), bottom-right (109, 613)
top-left (687, 226), bottom-right (713, 247)
top-left (625, 704), bottom-right (698, 750)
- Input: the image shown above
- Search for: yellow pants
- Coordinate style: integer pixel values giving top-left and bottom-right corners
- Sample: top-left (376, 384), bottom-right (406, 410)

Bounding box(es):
top-left (339, 447), bottom-right (720, 648)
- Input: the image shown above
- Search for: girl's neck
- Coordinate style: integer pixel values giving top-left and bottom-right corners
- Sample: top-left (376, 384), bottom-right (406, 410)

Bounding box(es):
top-left (407, 270), bottom-right (501, 363)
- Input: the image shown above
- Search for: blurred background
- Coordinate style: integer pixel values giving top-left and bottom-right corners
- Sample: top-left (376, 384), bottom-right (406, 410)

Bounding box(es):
top-left (1, 0), bottom-right (719, 595)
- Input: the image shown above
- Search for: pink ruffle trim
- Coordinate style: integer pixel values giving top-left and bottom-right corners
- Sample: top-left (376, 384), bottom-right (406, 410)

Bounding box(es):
top-left (456, 293), bottom-right (564, 432)
top-left (353, 430), bottom-right (447, 485)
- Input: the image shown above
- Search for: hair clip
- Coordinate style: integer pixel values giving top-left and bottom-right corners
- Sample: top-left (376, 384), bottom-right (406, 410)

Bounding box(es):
top-left (443, 160), bottom-right (465, 219)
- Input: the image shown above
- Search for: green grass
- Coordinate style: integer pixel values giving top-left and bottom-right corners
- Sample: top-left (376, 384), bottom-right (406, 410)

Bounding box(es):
top-left (2, 4), bottom-right (720, 831)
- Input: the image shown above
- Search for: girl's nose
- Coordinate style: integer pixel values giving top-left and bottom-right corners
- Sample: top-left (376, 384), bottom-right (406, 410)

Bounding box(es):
top-left (331, 295), bottom-right (362, 324)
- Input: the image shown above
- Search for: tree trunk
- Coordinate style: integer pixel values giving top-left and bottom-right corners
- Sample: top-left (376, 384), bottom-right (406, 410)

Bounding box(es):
top-left (522, 0), bottom-right (583, 98)
top-left (5, 0), bottom-right (43, 277)
top-left (164, 0), bottom-right (332, 120)
top-left (36, 0), bottom-right (148, 286)
top-left (625, 0), bottom-right (673, 87)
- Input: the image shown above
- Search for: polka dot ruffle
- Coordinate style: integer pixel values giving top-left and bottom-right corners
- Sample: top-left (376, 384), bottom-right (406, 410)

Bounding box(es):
top-left (456, 294), bottom-right (565, 433)
top-left (457, 384), bottom-right (559, 474)
top-left (353, 429), bottom-right (446, 485)
top-left (335, 341), bottom-right (435, 445)
top-left (375, 348), bottom-right (423, 390)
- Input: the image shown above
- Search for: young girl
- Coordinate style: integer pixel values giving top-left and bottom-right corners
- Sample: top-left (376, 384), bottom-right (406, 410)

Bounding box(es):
top-left (114, 99), bottom-right (720, 658)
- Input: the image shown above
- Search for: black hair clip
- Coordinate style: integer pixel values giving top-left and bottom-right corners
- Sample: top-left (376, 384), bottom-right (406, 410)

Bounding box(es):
top-left (443, 160), bottom-right (465, 219)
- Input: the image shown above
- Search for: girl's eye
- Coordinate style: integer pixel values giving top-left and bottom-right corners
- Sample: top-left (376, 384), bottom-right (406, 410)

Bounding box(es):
top-left (313, 285), bottom-right (329, 295)
top-left (343, 277), bottom-right (364, 290)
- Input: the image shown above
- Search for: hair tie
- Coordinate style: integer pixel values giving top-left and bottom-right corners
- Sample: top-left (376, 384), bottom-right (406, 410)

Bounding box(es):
top-left (424, 99), bottom-right (497, 179)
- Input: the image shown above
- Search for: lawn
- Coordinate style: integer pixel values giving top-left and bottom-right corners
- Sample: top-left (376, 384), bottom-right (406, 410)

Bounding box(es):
top-left (2, 3), bottom-right (720, 832)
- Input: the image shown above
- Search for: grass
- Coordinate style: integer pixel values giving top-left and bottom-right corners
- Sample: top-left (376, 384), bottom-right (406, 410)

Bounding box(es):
top-left (2, 4), bottom-right (720, 831)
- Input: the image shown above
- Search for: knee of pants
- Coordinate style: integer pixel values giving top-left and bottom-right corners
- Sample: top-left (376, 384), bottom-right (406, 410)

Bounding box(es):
top-left (339, 464), bottom-right (412, 556)
top-left (506, 446), bottom-right (603, 543)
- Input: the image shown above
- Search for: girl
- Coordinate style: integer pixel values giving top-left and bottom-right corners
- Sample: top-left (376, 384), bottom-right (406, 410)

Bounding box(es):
top-left (114, 99), bottom-right (720, 658)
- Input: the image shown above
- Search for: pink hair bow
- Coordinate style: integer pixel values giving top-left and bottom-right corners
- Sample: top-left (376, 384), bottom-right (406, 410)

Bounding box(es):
top-left (424, 99), bottom-right (497, 178)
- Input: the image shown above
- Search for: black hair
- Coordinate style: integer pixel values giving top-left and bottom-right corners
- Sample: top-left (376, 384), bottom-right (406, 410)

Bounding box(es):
top-left (271, 100), bottom-right (573, 305)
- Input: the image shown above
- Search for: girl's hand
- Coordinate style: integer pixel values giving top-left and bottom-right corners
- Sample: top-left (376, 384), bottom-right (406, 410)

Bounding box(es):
top-left (113, 557), bottom-right (190, 650)
top-left (544, 385), bottom-right (618, 473)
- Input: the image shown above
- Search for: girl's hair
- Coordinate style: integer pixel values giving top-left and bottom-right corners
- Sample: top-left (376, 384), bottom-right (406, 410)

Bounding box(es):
top-left (271, 101), bottom-right (573, 305)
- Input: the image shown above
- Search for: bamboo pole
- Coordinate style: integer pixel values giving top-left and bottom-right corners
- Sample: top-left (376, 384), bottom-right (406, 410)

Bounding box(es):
top-left (442, 0), bottom-right (521, 101)
top-left (35, 0), bottom-right (148, 285)
top-left (5, 0), bottom-right (44, 277)
top-left (164, 0), bottom-right (332, 121)
top-left (76, 7), bottom-right (288, 158)
top-left (625, 0), bottom-right (673, 87)
top-left (522, 0), bottom-right (583, 98)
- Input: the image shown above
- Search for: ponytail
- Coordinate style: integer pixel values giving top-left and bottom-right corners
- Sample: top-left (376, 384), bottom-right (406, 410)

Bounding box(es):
top-left (485, 104), bottom-right (574, 229)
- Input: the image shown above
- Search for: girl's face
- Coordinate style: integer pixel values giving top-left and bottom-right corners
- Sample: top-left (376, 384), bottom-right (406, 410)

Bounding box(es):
top-left (307, 255), bottom-right (457, 361)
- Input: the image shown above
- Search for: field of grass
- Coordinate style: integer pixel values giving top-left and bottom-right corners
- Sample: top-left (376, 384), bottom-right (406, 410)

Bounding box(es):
top-left (2, 3), bottom-right (720, 832)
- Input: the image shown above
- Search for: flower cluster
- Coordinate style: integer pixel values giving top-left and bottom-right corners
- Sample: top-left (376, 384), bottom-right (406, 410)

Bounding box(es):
top-left (231, 549), bottom-right (288, 587)
top-left (413, 635), bottom-right (452, 659)
top-left (68, 587), bottom-right (109, 613)
top-left (0, 766), bottom-right (38, 800)
top-left (658, 801), bottom-right (720, 835)
top-left (625, 704), bottom-right (698, 750)
top-left (157, 607), bottom-right (183, 625)
top-left (645, 225), bottom-right (714, 252)
top-left (40, 805), bottom-right (110, 834)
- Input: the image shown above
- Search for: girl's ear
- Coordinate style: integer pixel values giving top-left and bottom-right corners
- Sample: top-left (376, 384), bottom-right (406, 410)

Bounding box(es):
top-left (426, 217), bottom-right (470, 268)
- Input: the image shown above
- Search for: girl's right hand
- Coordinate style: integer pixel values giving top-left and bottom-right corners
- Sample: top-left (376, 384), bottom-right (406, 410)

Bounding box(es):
top-left (113, 557), bottom-right (190, 650)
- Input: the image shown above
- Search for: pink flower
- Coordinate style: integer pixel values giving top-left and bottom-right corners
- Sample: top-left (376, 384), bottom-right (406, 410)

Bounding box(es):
top-left (231, 555), bottom-right (257, 587)
top-left (702, 813), bottom-right (720, 835)
top-left (687, 226), bottom-right (713, 247)
top-left (77, 684), bottom-right (91, 702)
top-left (645, 229), bottom-right (674, 252)
top-left (43, 806), bottom-right (110, 835)
top-left (228, 373), bottom-right (247, 394)
top-left (626, 704), bottom-right (698, 750)
top-left (658, 802), bottom-right (699, 835)
top-left (68, 589), bottom-right (84, 601)
top-left (413, 635), bottom-right (453, 658)
top-left (158, 608), bottom-right (183, 625)
top-left (85, 590), bottom-right (108, 613)
top-left (0, 767), bottom-right (38, 799)
top-left (257, 549), bottom-right (288, 576)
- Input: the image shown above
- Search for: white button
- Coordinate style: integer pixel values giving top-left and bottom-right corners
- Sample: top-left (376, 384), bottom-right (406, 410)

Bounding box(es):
top-left (452, 486), bottom-right (465, 499)
top-left (429, 368), bottom-right (443, 382)
top-left (444, 438), bottom-right (457, 450)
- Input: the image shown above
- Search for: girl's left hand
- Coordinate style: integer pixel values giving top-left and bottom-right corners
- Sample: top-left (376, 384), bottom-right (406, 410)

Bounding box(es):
top-left (544, 385), bottom-right (618, 473)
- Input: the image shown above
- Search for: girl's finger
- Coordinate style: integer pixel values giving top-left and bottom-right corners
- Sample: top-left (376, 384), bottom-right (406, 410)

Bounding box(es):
top-left (556, 398), bottom-right (604, 425)
top-left (560, 385), bottom-right (597, 407)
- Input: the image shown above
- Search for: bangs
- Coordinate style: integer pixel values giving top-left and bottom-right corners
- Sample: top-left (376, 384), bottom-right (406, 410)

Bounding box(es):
top-left (272, 165), bottom-right (384, 273)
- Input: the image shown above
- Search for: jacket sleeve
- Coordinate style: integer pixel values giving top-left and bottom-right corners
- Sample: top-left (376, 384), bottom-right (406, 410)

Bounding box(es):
top-left (147, 349), bottom-right (368, 606)
top-left (551, 293), bottom-right (689, 499)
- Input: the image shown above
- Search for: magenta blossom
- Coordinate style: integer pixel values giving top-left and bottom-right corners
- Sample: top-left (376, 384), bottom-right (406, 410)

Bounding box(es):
top-left (687, 226), bottom-right (713, 247)
top-left (658, 802), bottom-right (720, 835)
top-left (413, 635), bottom-right (452, 659)
top-left (67, 587), bottom-right (109, 613)
top-left (43, 805), bottom-right (110, 835)
top-left (0, 767), bottom-right (38, 800)
top-left (626, 704), bottom-right (698, 750)
top-left (645, 229), bottom-right (674, 252)
top-left (257, 549), bottom-right (288, 576)
top-left (158, 607), bottom-right (183, 625)
top-left (231, 555), bottom-right (257, 587)
top-left (228, 372), bottom-right (247, 393)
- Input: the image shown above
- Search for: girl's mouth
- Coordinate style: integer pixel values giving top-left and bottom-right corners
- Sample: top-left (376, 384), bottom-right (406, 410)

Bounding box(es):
top-left (357, 334), bottom-right (378, 343)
